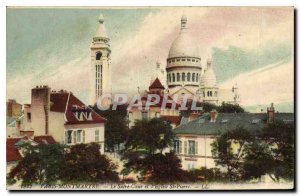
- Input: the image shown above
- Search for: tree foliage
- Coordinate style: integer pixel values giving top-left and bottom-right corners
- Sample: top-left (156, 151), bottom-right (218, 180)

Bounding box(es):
top-left (124, 118), bottom-right (174, 154)
top-left (60, 143), bottom-right (119, 183)
top-left (92, 104), bottom-right (129, 152)
top-left (8, 143), bottom-right (65, 185)
top-left (217, 102), bottom-right (245, 113)
top-left (211, 122), bottom-right (295, 182)
top-left (8, 143), bottom-right (119, 185)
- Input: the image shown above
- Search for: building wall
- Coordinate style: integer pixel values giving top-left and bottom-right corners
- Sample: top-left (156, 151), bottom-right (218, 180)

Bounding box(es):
top-left (30, 86), bottom-right (50, 136)
top-left (6, 100), bottom-right (22, 118)
top-left (64, 123), bottom-right (105, 154)
top-left (23, 105), bottom-right (32, 131)
top-left (175, 135), bottom-right (217, 170)
top-left (48, 111), bottom-right (65, 143)
top-left (128, 107), bottom-right (180, 127)
top-left (175, 134), bottom-right (242, 170)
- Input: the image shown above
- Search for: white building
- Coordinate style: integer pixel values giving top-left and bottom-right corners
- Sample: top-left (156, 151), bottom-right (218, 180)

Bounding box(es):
top-left (90, 14), bottom-right (111, 105)
top-left (173, 104), bottom-right (294, 170)
top-left (23, 85), bottom-right (106, 154)
top-left (165, 15), bottom-right (239, 105)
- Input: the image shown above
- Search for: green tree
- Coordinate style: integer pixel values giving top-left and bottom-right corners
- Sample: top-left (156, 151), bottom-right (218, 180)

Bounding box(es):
top-left (93, 104), bottom-right (129, 152)
top-left (121, 118), bottom-right (183, 182)
top-left (217, 102), bottom-right (245, 113)
top-left (211, 127), bottom-right (252, 181)
top-left (260, 122), bottom-right (295, 181)
top-left (8, 143), bottom-right (65, 185)
top-left (242, 141), bottom-right (274, 181)
top-left (124, 118), bottom-right (174, 154)
top-left (60, 143), bottom-right (119, 183)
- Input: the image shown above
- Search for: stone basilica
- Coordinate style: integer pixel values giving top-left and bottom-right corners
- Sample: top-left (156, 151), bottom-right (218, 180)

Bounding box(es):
top-left (90, 13), bottom-right (239, 106)
top-left (155, 14), bottom-right (240, 105)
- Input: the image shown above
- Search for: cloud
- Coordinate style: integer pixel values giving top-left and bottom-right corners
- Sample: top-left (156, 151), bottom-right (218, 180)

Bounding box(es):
top-left (219, 60), bottom-right (294, 106)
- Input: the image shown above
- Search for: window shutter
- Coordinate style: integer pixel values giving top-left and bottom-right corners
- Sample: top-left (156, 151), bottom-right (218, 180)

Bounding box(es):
top-left (179, 141), bottom-right (182, 154)
top-left (65, 131), bottom-right (67, 144)
top-left (184, 141), bottom-right (187, 154)
top-left (73, 131), bottom-right (77, 144)
top-left (83, 130), bottom-right (85, 143)
top-left (195, 141), bottom-right (198, 155)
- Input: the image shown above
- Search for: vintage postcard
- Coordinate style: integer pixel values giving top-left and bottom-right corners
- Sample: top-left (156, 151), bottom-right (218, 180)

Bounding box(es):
top-left (6, 7), bottom-right (294, 190)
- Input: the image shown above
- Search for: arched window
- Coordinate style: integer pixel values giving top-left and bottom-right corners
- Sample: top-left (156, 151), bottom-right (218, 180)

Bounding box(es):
top-left (192, 73), bottom-right (195, 82)
top-left (168, 74), bottom-right (171, 83)
top-left (196, 74), bottom-right (199, 82)
top-left (96, 52), bottom-right (102, 60)
top-left (182, 73), bottom-right (185, 82)
top-left (187, 73), bottom-right (191, 81)
top-left (207, 91), bottom-right (209, 97)
top-left (210, 91), bottom-right (212, 96)
top-left (172, 73), bottom-right (175, 82)
top-left (177, 73), bottom-right (181, 82)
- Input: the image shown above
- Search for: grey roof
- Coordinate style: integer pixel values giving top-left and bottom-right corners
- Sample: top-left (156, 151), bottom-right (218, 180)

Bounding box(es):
top-left (173, 112), bottom-right (294, 136)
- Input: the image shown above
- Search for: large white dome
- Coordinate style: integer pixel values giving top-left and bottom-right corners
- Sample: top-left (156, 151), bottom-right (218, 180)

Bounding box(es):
top-left (200, 66), bottom-right (217, 87)
top-left (168, 31), bottom-right (199, 59)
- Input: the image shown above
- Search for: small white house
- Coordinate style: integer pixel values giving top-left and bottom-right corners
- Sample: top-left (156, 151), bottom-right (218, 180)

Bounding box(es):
top-left (23, 86), bottom-right (106, 154)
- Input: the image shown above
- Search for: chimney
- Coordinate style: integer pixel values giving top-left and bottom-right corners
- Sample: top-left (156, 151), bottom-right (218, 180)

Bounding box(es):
top-left (189, 112), bottom-right (200, 122)
top-left (267, 103), bottom-right (275, 124)
top-left (210, 109), bottom-right (218, 123)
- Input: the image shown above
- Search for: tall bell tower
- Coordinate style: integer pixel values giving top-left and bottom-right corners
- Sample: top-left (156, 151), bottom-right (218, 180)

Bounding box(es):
top-left (90, 14), bottom-right (111, 105)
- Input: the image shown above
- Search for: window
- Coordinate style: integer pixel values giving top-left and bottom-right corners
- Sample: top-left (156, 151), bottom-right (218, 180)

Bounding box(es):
top-left (207, 91), bottom-right (209, 97)
top-left (182, 73), bottom-right (185, 82)
top-left (82, 130), bottom-right (85, 143)
top-left (188, 140), bottom-right (197, 155)
top-left (184, 141), bottom-right (187, 154)
top-left (174, 140), bottom-right (182, 154)
top-left (182, 58), bottom-right (186, 61)
top-left (177, 73), bottom-right (181, 82)
top-left (192, 73), bottom-right (195, 82)
top-left (142, 112), bottom-right (148, 120)
top-left (77, 130), bottom-right (82, 143)
top-left (210, 91), bottom-right (212, 96)
top-left (73, 131), bottom-right (77, 144)
top-left (96, 52), bottom-right (102, 60)
top-left (187, 58), bottom-right (191, 61)
top-left (192, 59), bottom-right (195, 62)
top-left (187, 73), bottom-right (191, 81)
top-left (176, 58), bottom-right (180, 62)
top-left (172, 73), bottom-right (175, 82)
top-left (95, 129), bottom-right (100, 142)
top-left (196, 74), bottom-right (199, 82)
top-left (168, 60), bottom-right (171, 63)
top-left (66, 130), bottom-right (72, 144)
top-left (172, 59), bottom-right (175, 62)
top-left (27, 113), bottom-right (31, 122)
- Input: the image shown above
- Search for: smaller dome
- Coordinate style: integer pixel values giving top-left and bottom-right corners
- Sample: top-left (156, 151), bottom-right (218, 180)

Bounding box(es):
top-left (200, 66), bottom-right (217, 88)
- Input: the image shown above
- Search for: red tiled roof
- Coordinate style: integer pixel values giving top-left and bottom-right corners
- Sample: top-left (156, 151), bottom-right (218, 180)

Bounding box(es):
top-left (6, 138), bottom-right (22, 162)
top-left (49, 92), bottom-right (106, 125)
top-left (50, 93), bottom-right (69, 112)
top-left (33, 136), bottom-right (56, 144)
top-left (134, 94), bottom-right (180, 109)
top-left (64, 93), bottom-right (106, 125)
top-left (149, 78), bottom-right (165, 89)
top-left (161, 115), bottom-right (182, 126)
